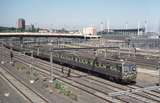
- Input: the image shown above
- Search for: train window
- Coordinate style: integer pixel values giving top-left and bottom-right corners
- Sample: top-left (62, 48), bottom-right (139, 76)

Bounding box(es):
top-left (82, 59), bottom-right (84, 63)
top-left (117, 65), bottom-right (121, 72)
top-left (129, 67), bottom-right (132, 71)
top-left (82, 59), bottom-right (85, 64)
top-left (76, 58), bottom-right (79, 62)
top-left (110, 65), bottom-right (117, 71)
top-left (80, 58), bottom-right (83, 63)
top-left (87, 60), bottom-right (90, 64)
top-left (101, 64), bottom-right (106, 68)
top-left (106, 64), bottom-right (110, 70)
top-left (73, 57), bottom-right (76, 61)
top-left (123, 67), bottom-right (128, 72)
top-left (97, 63), bottom-right (100, 67)
top-left (66, 56), bottom-right (69, 60)
top-left (81, 59), bottom-right (83, 63)
top-left (95, 62), bottom-right (99, 67)
top-left (89, 60), bottom-right (93, 65)
top-left (71, 56), bottom-right (73, 60)
top-left (75, 57), bottom-right (77, 61)
top-left (84, 59), bottom-right (87, 64)
top-left (98, 63), bottom-right (103, 68)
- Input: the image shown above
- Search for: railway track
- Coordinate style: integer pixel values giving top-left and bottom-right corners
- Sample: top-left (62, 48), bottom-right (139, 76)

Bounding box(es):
top-left (0, 64), bottom-right (49, 103)
top-left (13, 56), bottom-right (123, 103)
top-left (2, 47), bottom-right (160, 103)
top-left (10, 50), bottom-right (160, 103)
top-left (0, 71), bottom-right (34, 103)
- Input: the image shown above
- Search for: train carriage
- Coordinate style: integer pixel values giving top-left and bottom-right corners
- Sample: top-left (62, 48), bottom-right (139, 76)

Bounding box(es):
top-left (36, 50), bottom-right (137, 83)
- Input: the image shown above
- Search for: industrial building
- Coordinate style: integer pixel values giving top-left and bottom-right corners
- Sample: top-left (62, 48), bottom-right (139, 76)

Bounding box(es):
top-left (82, 27), bottom-right (97, 35)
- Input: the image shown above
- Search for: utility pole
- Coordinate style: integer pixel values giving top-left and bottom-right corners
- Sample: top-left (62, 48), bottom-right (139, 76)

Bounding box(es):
top-left (125, 22), bottom-right (128, 36)
top-left (49, 48), bottom-right (54, 83)
top-left (157, 61), bottom-right (160, 86)
top-left (30, 50), bottom-right (34, 84)
top-left (1, 42), bottom-right (4, 64)
top-left (127, 39), bottom-right (131, 57)
top-left (37, 47), bottom-right (40, 56)
top-left (104, 49), bottom-right (107, 58)
top-left (144, 20), bottom-right (147, 34)
top-left (107, 20), bottom-right (110, 33)
top-left (137, 22), bottom-right (140, 36)
top-left (125, 22), bottom-right (128, 29)
top-left (118, 46), bottom-right (120, 59)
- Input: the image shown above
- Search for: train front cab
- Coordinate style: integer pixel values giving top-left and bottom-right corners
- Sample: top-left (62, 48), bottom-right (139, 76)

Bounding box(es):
top-left (121, 63), bottom-right (137, 83)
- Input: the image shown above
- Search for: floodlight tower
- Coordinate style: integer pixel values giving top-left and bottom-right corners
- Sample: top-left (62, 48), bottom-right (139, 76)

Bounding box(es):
top-left (100, 22), bottom-right (104, 35)
top-left (125, 22), bottom-right (128, 29)
top-left (107, 20), bottom-right (110, 33)
top-left (137, 22), bottom-right (140, 36)
top-left (158, 20), bottom-right (160, 34)
top-left (125, 21), bottom-right (128, 36)
top-left (144, 20), bottom-right (147, 34)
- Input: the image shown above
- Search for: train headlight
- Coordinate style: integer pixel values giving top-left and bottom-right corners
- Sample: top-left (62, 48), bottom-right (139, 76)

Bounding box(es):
top-left (132, 67), bottom-right (136, 71)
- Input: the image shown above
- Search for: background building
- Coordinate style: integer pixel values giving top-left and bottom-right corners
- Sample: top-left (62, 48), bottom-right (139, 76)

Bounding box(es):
top-left (83, 27), bottom-right (97, 35)
top-left (17, 18), bottom-right (25, 29)
top-left (25, 24), bottom-right (34, 32)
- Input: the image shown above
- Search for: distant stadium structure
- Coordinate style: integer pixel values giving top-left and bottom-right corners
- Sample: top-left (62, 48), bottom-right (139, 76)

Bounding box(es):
top-left (100, 28), bottom-right (145, 35)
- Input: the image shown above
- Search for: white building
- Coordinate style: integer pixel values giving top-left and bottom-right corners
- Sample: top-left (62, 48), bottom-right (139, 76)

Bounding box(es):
top-left (83, 27), bottom-right (97, 35)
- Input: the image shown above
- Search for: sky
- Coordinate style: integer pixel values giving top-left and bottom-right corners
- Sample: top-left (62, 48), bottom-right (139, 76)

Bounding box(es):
top-left (0, 0), bottom-right (160, 31)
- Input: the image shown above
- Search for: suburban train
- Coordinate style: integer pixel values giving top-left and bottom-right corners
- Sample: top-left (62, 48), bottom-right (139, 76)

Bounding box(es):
top-left (5, 44), bottom-right (137, 83)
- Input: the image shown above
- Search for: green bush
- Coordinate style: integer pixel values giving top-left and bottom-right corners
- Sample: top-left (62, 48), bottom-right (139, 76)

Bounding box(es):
top-left (52, 80), bottom-right (78, 101)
